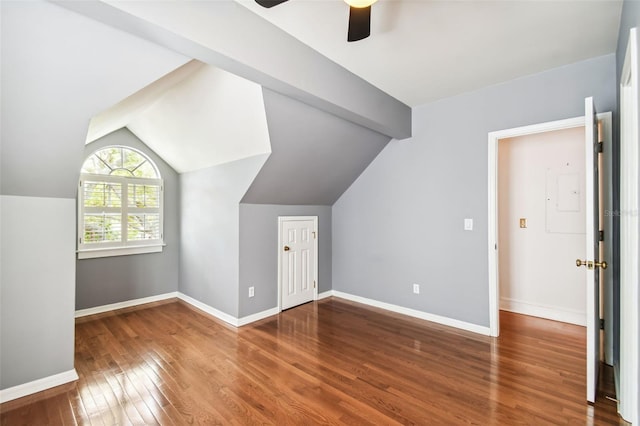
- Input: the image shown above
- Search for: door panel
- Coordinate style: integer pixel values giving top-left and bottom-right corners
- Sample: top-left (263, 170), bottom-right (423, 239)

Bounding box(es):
top-left (584, 97), bottom-right (601, 403)
top-left (280, 217), bottom-right (317, 310)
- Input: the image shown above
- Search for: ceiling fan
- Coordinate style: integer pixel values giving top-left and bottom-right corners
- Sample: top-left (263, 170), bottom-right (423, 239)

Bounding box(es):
top-left (255, 0), bottom-right (377, 42)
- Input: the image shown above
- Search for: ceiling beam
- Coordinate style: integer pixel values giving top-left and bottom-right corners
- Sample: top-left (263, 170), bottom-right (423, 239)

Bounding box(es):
top-left (52, 0), bottom-right (411, 140)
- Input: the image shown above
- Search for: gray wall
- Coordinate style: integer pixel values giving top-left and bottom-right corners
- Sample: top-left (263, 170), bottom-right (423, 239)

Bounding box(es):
top-left (242, 89), bottom-right (392, 206)
top-left (76, 128), bottom-right (180, 310)
top-left (239, 204), bottom-right (332, 317)
top-left (0, 0), bottom-right (185, 392)
top-left (179, 155), bottom-right (268, 317)
top-left (1, 196), bottom-right (76, 389)
top-left (333, 54), bottom-right (617, 327)
top-left (616, 0), bottom-right (640, 404)
top-left (0, 0), bottom-right (187, 199)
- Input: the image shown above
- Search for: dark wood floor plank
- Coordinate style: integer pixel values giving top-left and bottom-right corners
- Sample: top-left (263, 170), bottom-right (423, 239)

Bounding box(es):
top-left (1, 297), bottom-right (629, 425)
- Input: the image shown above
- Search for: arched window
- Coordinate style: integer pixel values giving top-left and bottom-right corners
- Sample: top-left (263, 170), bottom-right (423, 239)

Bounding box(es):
top-left (78, 146), bottom-right (164, 259)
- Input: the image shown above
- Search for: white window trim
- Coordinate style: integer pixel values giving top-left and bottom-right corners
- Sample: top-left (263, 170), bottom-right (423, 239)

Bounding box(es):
top-left (78, 173), bottom-right (164, 259)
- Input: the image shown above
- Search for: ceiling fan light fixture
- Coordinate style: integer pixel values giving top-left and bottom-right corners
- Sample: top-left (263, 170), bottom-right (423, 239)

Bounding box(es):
top-left (344, 0), bottom-right (377, 8)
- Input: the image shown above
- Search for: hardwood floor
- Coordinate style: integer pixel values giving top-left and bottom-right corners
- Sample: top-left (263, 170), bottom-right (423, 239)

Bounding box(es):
top-left (1, 298), bottom-right (628, 425)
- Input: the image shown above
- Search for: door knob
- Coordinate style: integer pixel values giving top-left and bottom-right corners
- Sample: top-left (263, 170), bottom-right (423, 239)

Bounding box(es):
top-left (576, 259), bottom-right (608, 270)
top-left (284, 245), bottom-right (290, 251)
top-left (595, 260), bottom-right (608, 269)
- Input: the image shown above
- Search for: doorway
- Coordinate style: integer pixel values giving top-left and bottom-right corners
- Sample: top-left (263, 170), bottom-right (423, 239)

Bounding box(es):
top-left (488, 113), bottom-right (612, 337)
top-left (497, 126), bottom-right (587, 326)
top-left (488, 110), bottom-right (613, 404)
top-left (278, 216), bottom-right (318, 311)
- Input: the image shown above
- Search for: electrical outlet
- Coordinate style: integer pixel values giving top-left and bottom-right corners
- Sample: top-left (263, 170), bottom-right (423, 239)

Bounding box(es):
top-left (413, 283), bottom-right (420, 294)
top-left (248, 286), bottom-right (255, 298)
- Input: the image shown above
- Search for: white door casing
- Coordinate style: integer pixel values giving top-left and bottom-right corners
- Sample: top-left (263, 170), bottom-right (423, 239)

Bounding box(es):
top-left (278, 216), bottom-right (318, 310)
top-left (619, 26), bottom-right (639, 425)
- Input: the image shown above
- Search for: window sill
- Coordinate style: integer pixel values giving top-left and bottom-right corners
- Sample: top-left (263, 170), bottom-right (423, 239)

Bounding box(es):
top-left (77, 244), bottom-right (165, 260)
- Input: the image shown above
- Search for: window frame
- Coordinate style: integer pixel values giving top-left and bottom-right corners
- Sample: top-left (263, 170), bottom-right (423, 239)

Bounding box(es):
top-left (77, 148), bottom-right (165, 259)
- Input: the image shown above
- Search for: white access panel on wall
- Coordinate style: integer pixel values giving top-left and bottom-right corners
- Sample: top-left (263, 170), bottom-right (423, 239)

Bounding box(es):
top-left (545, 166), bottom-right (586, 234)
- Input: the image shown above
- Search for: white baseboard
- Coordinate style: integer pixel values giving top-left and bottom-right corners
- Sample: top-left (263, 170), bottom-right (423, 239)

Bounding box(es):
top-left (176, 292), bottom-right (239, 326)
top-left (177, 293), bottom-right (281, 327)
top-left (500, 297), bottom-right (586, 326)
top-left (74, 290), bottom-right (494, 337)
top-left (330, 290), bottom-right (491, 336)
top-left (237, 307), bottom-right (280, 326)
top-left (317, 290), bottom-right (333, 300)
top-left (75, 292), bottom-right (179, 318)
top-left (74, 291), bottom-right (281, 328)
top-left (0, 369), bottom-right (78, 404)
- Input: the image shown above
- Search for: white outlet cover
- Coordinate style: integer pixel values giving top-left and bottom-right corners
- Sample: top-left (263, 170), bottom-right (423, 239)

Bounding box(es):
top-left (464, 218), bottom-right (473, 231)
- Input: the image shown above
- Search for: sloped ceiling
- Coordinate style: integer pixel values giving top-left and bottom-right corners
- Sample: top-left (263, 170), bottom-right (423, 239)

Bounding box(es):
top-left (88, 60), bottom-right (272, 173)
top-left (241, 89), bottom-right (391, 205)
top-left (0, 0), bottom-right (190, 198)
top-left (8, 0), bottom-right (623, 203)
top-left (52, 0), bottom-right (411, 140)
top-left (128, 63), bottom-right (271, 173)
top-left (85, 60), bottom-right (204, 145)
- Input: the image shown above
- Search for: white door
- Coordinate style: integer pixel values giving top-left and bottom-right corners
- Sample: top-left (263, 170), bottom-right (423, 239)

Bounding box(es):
top-left (580, 96), bottom-right (605, 403)
top-left (279, 216), bottom-right (318, 310)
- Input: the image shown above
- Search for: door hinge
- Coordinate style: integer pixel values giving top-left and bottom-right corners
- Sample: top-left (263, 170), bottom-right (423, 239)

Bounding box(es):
top-left (599, 230), bottom-right (605, 242)
top-left (312, 231), bottom-right (316, 239)
top-left (600, 318), bottom-right (605, 330)
top-left (597, 142), bottom-right (604, 153)
top-left (314, 280), bottom-right (316, 289)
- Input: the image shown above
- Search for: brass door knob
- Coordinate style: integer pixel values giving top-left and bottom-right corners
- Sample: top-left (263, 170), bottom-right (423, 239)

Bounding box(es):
top-left (576, 259), bottom-right (608, 269)
top-left (284, 246), bottom-right (290, 251)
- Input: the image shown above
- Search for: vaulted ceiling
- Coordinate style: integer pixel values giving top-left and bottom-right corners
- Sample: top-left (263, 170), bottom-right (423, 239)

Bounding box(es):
top-left (11, 0), bottom-right (623, 199)
top-left (88, 60), bottom-right (271, 173)
top-left (67, 0), bottom-right (623, 177)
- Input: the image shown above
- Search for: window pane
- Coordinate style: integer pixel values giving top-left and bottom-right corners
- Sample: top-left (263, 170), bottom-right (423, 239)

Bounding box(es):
top-left (132, 161), bottom-right (158, 178)
top-left (127, 214), bottom-right (160, 241)
top-left (84, 214), bottom-right (121, 243)
top-left (81, 154), bottom-right (111, 175)
top-left (83, 181), bottom-right (122, 208)
top-left (98, 147), bottom-right (123, 170)
top-left (128, 184), bottom-right (160, 208)
top-left (81, 147), bottom-right (159, 178)
top-left (123, 149), bottom-right (145, 171)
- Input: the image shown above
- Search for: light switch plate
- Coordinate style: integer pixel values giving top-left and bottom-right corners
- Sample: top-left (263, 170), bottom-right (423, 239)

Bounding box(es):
top-left (464, 218), bottom-right (473, 231)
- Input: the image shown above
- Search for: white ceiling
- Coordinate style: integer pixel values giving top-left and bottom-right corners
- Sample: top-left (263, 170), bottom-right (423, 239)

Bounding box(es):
top-left (78, 0), bottom-right (623, 174)
top-left (88, 59), bottom-right (271, 173)
top-left (127, 62), bottom-right (271, 173)
top-left (238, 0), bottom-right (623, 107)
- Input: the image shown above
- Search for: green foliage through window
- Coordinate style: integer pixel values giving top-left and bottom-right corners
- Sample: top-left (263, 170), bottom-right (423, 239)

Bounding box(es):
top-left (79, 146), bottom-right (163, 250)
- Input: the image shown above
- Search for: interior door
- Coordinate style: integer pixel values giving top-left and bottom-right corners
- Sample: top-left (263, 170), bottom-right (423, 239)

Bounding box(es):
top-left (580, 96), bottom-right (605, 403)
top-left (279, 217), bottom-right (317, 310)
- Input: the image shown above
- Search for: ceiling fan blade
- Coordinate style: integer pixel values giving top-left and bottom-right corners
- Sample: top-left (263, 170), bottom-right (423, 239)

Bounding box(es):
top-left (347, 5), bottom-right (371, 42)
top-left (255, 0), bottom-right (289, 8)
